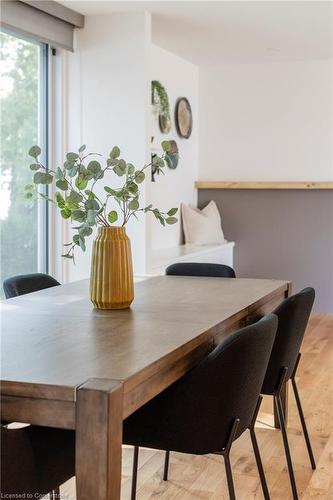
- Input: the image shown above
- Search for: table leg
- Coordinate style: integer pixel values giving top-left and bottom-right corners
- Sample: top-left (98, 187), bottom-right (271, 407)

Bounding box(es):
top-left (274, 380), bottom-right (289, 429)
top-left (76, 379), bottom-right (123, 500)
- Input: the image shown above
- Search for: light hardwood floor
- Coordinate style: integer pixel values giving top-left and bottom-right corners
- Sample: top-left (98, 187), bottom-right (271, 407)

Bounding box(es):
top-left (61, 314), bottom-right (333, 499)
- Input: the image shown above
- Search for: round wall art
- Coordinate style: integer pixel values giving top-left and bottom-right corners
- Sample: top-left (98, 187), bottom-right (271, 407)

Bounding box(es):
top-left (175, 97), bottom-right (192, 138)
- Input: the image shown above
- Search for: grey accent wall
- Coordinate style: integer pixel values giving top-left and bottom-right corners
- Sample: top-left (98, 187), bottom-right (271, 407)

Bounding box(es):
top-left (198, 189), bottom-right (333, 312)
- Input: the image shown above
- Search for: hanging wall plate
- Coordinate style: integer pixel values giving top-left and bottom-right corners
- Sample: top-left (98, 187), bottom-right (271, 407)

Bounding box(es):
top-left (175, 97), bottom-right (192, 138)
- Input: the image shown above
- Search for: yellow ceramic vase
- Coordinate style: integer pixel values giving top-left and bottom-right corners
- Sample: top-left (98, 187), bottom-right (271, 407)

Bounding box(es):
top-left (90, 226), bottom-right (134, 310)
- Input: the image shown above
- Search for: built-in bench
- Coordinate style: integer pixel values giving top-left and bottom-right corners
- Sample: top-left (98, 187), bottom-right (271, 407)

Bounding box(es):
top-left (148, 241), bottom-right (235, 275)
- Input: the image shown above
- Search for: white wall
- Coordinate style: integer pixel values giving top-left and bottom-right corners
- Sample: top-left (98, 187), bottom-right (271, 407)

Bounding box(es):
top-left (199, 59), bottom-right (333, 181)
top-left (62, 17), bottom-right (199, 281)
top-left (147, 44), bottom-right (199, 255)
top-left (65, 13), bottom-right (151, 281)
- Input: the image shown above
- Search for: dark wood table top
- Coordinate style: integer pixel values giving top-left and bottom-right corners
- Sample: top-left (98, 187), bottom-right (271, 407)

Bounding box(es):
top-left (1, 276), bottom-right (288, 402)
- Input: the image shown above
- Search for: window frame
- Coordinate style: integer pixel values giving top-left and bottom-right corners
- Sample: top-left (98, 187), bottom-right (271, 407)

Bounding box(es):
top-left (0, 29), bottom-right (50, 278)
top-left (38, 40), bottom-right (49, 274)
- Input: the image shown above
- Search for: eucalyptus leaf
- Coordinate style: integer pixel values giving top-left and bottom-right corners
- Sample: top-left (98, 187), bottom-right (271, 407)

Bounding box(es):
top-left (29, 145), bottom-right (41, 158)
top-left (127, 181), bottom-right (138, 194)
top-left (60, 207), bottom-right (71, 219)
top-left (25, 184), bottom-right (34, 190)
top-left (41, 173), bottom-right (53, 185)
top-left (67, 152), bottom-right (79, 162)
top-left (67, 191), bottom-right (83, 205)
top-left (80, 238), bottom-right (86, 251)
top-left (67, 164), bottom-right (79, 177)
top-left (127, 163), bottom-right (135, 175)
top-left (167, 207), bottom-right (178, 216)
top-left (56, 179), bottom-right (69, 191)
top-left (113, 165), bottom-right (124, 176)
top-left (128, 199), bottom-right (139, 211)
top-left (55, 192), bottom-right (65, 208)
top-left (153, 156), bottom-right (164, 168)
top-left (73, 234), bottom-right (86, 251)
top-left (107, 158), bottom-right (118, 167)
top-left (75, 175), bottom-right (88, 190)
top-left (85, 169), bottom-right (94, 181)
top-left (24, 192), bottom-right (33, 199)
top-left (71, 210), bottom-right (86, 222)
top-left (94, 170), bottom-right (104, 180)
top-left (104, 186), bottom-right (118, 196)
top-left (166, 217), bottom-right (177, 225)
top-left (113, 159), bottom-right (126, 176)
top-left (85, 199), bottom-right (99, 211)
top-left (110, 146), bottom-right (120, 159)
top-left (78, 225), bottom-right (93, 237)
top-left (134, 171), bottom-right (145, 183)
top-left (85, 190), bottom-right (96, 199)
top-left (33, 172), bottom-right (44, 184)
top-left (29, 163), bottom-right (40, 171)
top-left (87, 209), bottom-right (97, 226)
top-left (107, 210), bottom-right (118, 224)
top-left (55, 167), bottom-right (63, 180)
top-left (87, 160), bottom-right (101, 176)
top-left (116, 189), bottom-right (130, 202)
top-left (64, 160), bottom-right (75, 169)
top-left (79, 144), bottom-right (86, 153)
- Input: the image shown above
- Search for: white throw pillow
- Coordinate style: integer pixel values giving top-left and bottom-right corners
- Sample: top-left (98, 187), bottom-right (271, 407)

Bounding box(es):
top-left (181, 201), bottom-right (225, 245)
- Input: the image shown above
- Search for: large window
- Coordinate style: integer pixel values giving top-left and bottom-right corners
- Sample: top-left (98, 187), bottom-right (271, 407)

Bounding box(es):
top-left (0, 31), bottom-right (48, 297)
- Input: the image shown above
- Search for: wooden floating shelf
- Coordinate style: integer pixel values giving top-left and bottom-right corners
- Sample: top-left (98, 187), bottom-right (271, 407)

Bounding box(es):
top-left (195, 181), bottom-right (333, 190)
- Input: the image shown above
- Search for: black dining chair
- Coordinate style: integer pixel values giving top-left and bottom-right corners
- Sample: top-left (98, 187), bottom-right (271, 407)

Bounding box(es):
top-left (166, 262), bottom-right (236, 278)
top-left (2, 273), bottom-right (66, 498)
top-left (260, 287), bottom-right (315, 500)
top-left (1, 424), bottom-right (75, 499)
top-left (3, 273), bottom-right (60, 299)
top-left (163, 261), bottom-right (236, 478)
top-left (124, 314), bottom-right (278, 500)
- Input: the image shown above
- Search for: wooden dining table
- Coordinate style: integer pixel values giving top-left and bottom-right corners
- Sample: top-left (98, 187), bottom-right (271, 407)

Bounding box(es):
top-left (1, 276), bottom-right (290, 500)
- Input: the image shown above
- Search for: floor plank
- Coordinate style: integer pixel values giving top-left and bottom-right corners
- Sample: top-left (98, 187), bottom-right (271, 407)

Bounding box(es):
top-left (60, 313), bottom-right (333, 499)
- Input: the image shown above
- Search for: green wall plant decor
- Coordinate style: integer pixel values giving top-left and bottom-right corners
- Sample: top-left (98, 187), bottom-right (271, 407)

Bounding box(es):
top-left (151, 80), bottom-right (171, 133)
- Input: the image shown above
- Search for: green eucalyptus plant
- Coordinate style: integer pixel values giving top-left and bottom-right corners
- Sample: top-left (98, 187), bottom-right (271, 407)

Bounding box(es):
top-left (151, 80), bottom-right (170, 121)
top-left (24, 141), bottom-right (178, 261)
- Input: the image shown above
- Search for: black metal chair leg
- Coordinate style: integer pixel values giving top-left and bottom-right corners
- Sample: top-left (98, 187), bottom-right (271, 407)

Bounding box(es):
top-left (274, 395), bottom-right (299, 500)
top-left (54, 488), bottom-right (60, 499)
top-left (250, 428), bottom-right (270, 500)
top-left (131, 446), bottom-right (139, 500)
top-left (223, 454), bottom-right (236, 500)
top-left (220, 418), bottom-right (239, 500)
top-left (163, 450), bottom-right (170, 481)
top-left (249, 396), bottom-right (270, 500)
top-left (292, 377), bottom-right (316, 470)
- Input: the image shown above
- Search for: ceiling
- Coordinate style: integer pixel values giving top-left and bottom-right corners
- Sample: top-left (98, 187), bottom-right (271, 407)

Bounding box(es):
top-left (60, 1), bottom-right (333, 65)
